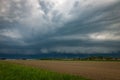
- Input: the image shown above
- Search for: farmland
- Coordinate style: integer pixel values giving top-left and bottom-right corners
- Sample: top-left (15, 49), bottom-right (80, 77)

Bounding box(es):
top-left (1, 60), bottom-right (120, 80)
top-left (0, 60), bottom-right (89, 80)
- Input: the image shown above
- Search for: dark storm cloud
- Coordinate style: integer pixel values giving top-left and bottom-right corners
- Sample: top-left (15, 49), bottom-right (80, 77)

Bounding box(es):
top-left (0, 0), bottom-right (120, 54)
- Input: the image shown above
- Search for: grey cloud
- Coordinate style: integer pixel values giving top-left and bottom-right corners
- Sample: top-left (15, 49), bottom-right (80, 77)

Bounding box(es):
top-left (40, 47), bottom-right (120, 54)
top-left (0, 0), bottom-right (120, 54)
top-left (39, 0), bottom-right (54, 14)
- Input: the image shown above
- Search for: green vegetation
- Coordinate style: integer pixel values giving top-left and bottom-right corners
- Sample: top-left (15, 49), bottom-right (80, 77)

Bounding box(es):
top-left (76, 56), bottom-right (120, 61)
top-left (0, 61), bottom-right (89, 80)
top-left (39, 57), bottom-right (120, 61)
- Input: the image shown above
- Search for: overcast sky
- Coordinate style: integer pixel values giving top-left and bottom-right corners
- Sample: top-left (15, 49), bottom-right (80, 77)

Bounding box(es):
top-left (0, 0), bottom-right (120, 54)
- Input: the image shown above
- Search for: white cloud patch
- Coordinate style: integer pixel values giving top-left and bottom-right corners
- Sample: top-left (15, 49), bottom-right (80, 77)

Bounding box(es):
top-left (89, 31), bottom-right (120, 41)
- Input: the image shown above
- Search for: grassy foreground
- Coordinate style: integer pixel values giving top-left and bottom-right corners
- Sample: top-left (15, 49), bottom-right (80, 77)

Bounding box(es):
top-left (0, 61), bottom-right (89, 80)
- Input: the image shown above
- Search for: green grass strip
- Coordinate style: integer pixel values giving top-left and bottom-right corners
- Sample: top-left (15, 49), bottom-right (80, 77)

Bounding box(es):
top-left (0, 61), bottom-right (89, 80)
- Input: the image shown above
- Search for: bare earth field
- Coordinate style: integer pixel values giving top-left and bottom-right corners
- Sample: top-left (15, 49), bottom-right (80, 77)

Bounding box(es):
top-left (7, 60), bottom-right (120, 80)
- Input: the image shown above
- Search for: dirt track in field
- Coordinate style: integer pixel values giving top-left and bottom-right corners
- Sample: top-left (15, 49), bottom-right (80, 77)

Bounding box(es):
top-left (7, 60), bottom-right (120, 80)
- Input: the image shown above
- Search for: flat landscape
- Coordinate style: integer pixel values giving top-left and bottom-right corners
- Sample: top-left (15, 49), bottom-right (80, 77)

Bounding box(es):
top-left (6, 60), bottom-right (120, 80)
top-left (0, 60), bottom-right (88, 80)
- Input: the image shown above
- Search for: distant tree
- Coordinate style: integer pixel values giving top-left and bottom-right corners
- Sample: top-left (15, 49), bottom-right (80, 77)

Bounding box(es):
top-left (114, 58), bottom-right (118, 60)
top-left (105, 57), bottom-right (112, 60)
top-left (21, 58), bottom-right (27, 60)
top-left (0, 57), bottom-right (6, 60)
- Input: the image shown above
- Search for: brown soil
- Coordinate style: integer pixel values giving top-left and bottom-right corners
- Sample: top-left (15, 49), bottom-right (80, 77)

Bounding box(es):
top-left (7, 60), bottom-right (120, 80)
